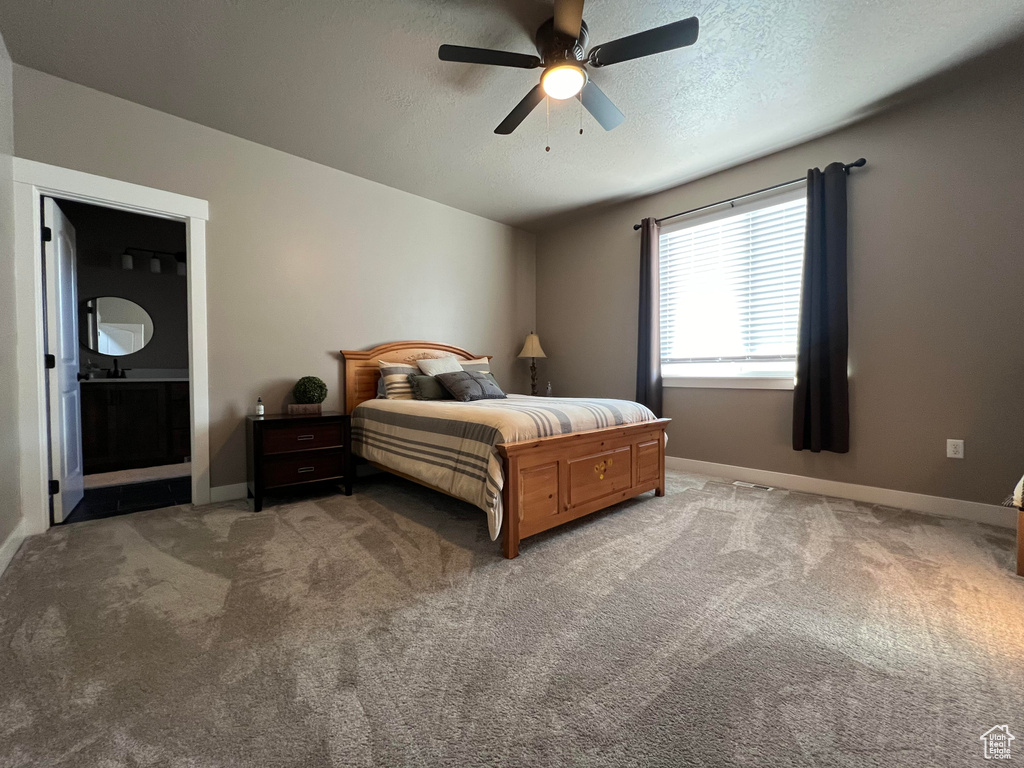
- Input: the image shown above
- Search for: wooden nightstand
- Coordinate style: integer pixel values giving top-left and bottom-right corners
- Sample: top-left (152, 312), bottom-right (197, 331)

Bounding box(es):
top-left (246, 411), bottom-right (352, 512)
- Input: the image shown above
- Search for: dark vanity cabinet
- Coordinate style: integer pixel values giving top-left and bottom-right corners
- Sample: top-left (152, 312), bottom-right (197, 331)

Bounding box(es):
top-left (81, 381), bottom-right (190, 474)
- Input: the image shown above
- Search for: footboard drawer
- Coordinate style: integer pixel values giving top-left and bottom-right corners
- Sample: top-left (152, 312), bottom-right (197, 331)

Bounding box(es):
top-left (499, 418), bottom-right (671, 558)
top-left (568, 446), bottom-right (633, 506)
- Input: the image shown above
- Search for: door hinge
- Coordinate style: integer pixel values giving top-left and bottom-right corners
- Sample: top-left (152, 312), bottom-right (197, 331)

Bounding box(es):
top-left (42, 226), bottom-right (52, 242)
top-left (44, 354), bottom-right (56, 369)
top-left (48, 480), bottom-right (59, 495)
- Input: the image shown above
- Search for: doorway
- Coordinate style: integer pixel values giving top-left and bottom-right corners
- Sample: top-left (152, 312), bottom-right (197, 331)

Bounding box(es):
top-left (45, 198), bottom-right (193, 523)
top-left (13, 160), bottom-right (210, 536)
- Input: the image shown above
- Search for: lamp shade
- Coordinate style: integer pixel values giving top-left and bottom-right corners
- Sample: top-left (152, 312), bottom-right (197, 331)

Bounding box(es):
top-left (518, 333), bottom-right (546, 359)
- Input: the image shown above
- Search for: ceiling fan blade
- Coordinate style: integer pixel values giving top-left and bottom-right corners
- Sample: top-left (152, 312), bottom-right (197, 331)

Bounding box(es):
top-left (589, 17), bottom-right (699, 68)
top-left (579, 82), bottom-right (625, 131)
top-left (495, 84), bottom-right (545, 135)
top-left (438, 44), bottom-right (541, 69)
top-left (553, 0), bottom-right (585, 40)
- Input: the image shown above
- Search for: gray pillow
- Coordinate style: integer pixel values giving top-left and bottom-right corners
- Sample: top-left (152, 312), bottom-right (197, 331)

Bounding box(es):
top-left (435, 370), bottom-right (507, 402)
top-left (408, 374), bottom-right (453, 401)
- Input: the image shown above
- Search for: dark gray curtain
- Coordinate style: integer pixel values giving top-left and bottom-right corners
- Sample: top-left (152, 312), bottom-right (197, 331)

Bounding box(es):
top-left (636, 217), bottom-right (662, 417)
top-left (793, 162), bottom-right (849, 452)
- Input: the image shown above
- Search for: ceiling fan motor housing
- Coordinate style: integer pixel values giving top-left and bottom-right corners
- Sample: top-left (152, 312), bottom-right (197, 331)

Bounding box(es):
top-left (536, 18), bottom-right (589, 67)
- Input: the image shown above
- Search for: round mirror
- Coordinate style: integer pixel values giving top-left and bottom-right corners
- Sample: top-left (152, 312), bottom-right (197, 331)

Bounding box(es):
top-left (80, 297), bottom-right (154, 355)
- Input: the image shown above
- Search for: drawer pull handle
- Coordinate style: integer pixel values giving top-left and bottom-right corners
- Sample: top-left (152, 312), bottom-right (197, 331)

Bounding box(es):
top-left (297, 434), bottom-right (315, 441)
top-left (298, 466), bottom-right (315, 474)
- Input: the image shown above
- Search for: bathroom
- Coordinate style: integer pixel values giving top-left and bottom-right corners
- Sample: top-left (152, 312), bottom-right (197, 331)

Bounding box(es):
top-left (56, 199), bottom-right (191, 522)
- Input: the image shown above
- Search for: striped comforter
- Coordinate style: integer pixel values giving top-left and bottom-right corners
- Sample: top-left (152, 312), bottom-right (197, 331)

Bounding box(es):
top-left (351, 395), bottom-right (658, 540)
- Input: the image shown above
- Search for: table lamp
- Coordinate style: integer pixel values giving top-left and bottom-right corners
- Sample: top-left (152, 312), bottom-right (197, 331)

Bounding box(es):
top-left (518, 332), bottom-right (547, 396)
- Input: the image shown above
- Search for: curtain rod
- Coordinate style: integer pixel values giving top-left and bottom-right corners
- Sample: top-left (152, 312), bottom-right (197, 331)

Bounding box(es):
top-left (632, 158), bottom-right (867, 231)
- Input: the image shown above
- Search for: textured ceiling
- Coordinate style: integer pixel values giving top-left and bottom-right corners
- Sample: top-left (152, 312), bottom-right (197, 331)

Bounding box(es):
top-left (2, 0), bottom-right (1024, 229)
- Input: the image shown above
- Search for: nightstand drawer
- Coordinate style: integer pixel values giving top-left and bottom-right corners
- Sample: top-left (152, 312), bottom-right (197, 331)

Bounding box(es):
top-left (263, 422), bottom-right (344, 454)
top-left (263, 450), bottom-right (345, 488)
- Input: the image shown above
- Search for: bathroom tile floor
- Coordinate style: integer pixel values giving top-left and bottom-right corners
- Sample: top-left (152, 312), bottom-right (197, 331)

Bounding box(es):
top-left (64, 477), bottom-right (192, 524)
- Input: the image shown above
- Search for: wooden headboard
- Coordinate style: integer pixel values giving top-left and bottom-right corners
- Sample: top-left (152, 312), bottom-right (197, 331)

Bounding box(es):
top-left (339, 341), bottom-right (490, 414)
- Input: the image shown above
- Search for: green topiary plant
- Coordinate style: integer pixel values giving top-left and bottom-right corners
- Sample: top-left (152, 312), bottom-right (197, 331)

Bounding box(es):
top-left (293, 376), bottom-right (328, 405)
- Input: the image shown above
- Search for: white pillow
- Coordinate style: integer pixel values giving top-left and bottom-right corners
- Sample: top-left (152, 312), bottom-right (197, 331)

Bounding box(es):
top-left (460, 357), bottom-right (491, 373)
top-left (416, 356), bottom-right (463, 376)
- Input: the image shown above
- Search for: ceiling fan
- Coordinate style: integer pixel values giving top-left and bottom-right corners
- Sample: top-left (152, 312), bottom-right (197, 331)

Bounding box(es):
top-left (438, 0), bottom-right (699, 135)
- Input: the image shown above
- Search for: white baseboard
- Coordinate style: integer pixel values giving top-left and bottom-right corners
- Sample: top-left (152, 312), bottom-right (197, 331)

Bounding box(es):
top-left (666, 456), bottom-right (1015, 529)
top-left (0, 517), bottom-right (28, 579)
top-left (209, 483), bottom-right (247, 504)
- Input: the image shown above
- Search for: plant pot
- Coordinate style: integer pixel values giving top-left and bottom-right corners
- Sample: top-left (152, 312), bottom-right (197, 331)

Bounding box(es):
top-left (287, 403), bottom-right (323, 415)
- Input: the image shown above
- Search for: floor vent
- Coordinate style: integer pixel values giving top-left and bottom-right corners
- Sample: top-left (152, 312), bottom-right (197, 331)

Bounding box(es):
top-left (733, 480), bottom-right (774, 491)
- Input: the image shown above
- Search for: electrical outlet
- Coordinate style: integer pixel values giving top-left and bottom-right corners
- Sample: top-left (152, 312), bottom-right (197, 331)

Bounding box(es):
top-left (946, 439), bottom-right (965, 459)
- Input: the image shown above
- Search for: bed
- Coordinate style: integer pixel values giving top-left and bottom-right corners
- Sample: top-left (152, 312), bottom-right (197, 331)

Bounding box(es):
top-left (1013, 474), bottom-right (1023, 577)
top-left (341, 341), bottom-right (670, 558)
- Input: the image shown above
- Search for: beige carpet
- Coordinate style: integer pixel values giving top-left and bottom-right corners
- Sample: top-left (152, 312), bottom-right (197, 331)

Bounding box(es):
top-left (0, 471), bottom-right (1022, 767)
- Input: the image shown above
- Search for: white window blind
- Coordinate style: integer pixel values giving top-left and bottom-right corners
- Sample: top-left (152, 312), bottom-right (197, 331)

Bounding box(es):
top-left (659, 185), bottom-right (807, 379)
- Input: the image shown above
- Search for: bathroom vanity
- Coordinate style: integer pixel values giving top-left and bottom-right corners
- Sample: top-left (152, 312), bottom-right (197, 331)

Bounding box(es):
top-left (80, 379), bottom-right (190, 474)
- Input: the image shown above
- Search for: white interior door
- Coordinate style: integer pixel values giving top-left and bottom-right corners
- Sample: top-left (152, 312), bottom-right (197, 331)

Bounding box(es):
top-left (44, 197), bottom-right (84, 522)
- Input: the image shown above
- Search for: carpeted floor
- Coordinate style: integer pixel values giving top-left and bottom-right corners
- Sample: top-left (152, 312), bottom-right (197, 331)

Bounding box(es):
top-left (0, 470), bottom-right (1022, 767)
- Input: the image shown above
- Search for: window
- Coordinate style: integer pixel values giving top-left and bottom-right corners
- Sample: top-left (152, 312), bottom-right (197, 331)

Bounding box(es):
top-left (659, 185), bottom-right (806, 388)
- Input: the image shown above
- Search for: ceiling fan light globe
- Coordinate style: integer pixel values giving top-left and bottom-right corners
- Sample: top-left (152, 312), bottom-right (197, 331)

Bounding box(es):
top-left (541, 65), bottom-right (587, 100)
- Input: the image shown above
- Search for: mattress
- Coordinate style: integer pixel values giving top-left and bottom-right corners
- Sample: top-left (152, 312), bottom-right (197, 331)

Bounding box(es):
top-left (351, 394), bottom-right (658, 539)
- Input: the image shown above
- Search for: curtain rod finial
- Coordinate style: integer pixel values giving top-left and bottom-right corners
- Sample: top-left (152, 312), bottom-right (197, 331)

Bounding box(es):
top-left (633, 223), bottom-right (642, 231)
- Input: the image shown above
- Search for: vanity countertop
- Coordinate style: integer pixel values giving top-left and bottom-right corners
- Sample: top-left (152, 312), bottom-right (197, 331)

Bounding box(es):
top-left (80, 378), bottom-right (190, 383)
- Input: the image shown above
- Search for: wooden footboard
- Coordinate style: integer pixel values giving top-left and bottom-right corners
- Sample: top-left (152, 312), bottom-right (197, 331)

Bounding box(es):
top-left (1017, 509), bottom-right (1023, 577)
top-left (497, 418), bottom-right (670, 558)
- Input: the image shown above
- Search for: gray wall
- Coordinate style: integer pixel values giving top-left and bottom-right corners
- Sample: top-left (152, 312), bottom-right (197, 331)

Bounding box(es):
top-left (59, 200), bottom-right (189, 374)
top-left (13, 66), bottom-right (536, 489)
top-left (0, 31), bottom-right (20, 548)
top-left (536, 40), bottom-right (1024, 506)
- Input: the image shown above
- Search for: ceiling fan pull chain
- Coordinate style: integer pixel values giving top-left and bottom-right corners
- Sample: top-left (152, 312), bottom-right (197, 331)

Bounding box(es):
top-left (545, 96), bottom-right (551, 152)
top-left (579, 94), bottom-right (584, 135)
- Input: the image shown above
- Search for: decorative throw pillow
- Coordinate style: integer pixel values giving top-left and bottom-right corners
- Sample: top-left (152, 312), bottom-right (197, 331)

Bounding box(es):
top-left (408, 374), bottom-right (453, 401)
top-left (436, 370), bottom-right (507, 402)
top-left (376, 376), bottom-right (386, 398)
top-left (416, 356), bottom-right (464, 376)
top-left (377, 360), bottom-right (418, 400)
top-left (460, 357), bottom-right (491, 374)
